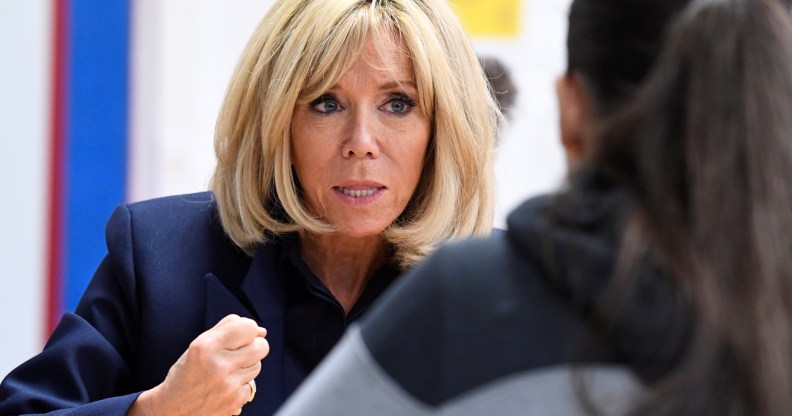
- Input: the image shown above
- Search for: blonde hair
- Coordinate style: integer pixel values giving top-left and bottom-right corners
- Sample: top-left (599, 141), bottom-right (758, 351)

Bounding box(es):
top-left (210, 0), bottom-right (500, 268)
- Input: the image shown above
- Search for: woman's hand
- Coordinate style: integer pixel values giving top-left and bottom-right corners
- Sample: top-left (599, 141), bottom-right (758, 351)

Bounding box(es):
top-left (129, 314), bottom-right (269, 416)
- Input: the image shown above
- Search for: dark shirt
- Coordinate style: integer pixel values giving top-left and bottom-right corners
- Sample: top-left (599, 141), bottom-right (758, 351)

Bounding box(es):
top-left (277, 235), bottom-right (400, 389)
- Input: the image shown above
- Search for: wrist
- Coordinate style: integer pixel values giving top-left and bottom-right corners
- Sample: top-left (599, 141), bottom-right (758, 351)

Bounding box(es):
top-left (129, 386), bottom-right (172, 416)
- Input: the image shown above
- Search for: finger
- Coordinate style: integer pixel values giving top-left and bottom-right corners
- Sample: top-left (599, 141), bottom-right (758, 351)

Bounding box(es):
top-left (236, 360), bottom-right (262, 384)
top-left (229, 352), bottom-right (263, 387)
top-left (230, 336), bottom-right (270, 368)
top-left (214, 314), bottom-right (240, 328)
top-left (230, 381), bottom-right (254, 412)
top-left (215, 317), bottom-right (261, 350)
top-left (258, 326), bottom-right (267, 338)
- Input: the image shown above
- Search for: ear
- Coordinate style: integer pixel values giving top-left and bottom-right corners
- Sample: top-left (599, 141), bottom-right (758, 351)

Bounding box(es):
top-left (556, 74), bottom-right (591, 172)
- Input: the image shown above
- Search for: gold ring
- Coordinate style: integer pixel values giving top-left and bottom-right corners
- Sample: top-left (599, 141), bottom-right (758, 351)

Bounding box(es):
top-left (247, 380), bottom-right (256, 402)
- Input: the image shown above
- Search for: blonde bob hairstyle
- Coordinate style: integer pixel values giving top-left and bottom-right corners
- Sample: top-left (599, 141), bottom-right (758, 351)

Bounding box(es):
top-left (210, 0), bottom-right (500, 268)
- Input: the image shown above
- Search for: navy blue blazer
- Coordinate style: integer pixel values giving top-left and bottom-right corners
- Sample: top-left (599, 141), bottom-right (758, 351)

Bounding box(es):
top-left (0, 192), bottom-right (302, 415)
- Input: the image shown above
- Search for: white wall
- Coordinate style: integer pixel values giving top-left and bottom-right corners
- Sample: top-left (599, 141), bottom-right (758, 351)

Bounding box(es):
top-left (0, 0), bottom-right (51, 378)
top-left (481, 0), bottom-right (570, 227)
top-left (130, 0), bottom-right (276, 201)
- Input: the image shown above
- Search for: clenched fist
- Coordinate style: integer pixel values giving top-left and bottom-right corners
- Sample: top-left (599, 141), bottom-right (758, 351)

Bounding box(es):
top-left (129, 314), bottom-right (270, 416)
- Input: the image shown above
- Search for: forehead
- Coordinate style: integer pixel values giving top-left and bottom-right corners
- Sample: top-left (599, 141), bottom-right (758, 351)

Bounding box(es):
top-left (347, 32), bottom-right (415, 82)
top-left (299, 24), bottom-right (419, 101)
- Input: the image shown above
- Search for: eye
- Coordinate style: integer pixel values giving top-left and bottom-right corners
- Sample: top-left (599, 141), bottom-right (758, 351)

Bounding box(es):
top-left (388, 101), bottom-right (407, 113)
top-left (310, 95), bottom-right (343, 114)
top-left (381, 93), bottom-right (416, 115)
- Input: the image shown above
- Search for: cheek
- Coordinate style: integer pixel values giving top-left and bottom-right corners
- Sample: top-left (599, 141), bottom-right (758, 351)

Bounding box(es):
top-left (291, 120), bottom-right (332, 170)
top-left (407, 124), bottom-right (431, 172)
top-left (290, 136), bottom-right (349, 216)
top-left (395, 129), bottom-right (431, 193)
top-left (291, 137), bottom-right (313, 172)
top-left (291, 114), bottom-right (343, 168)
top-left (405, 144), bottom-right (427, 178)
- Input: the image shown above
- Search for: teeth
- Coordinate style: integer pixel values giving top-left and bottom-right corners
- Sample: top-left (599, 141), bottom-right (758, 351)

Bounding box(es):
top-left (341, 187), bottom-right (377, 197)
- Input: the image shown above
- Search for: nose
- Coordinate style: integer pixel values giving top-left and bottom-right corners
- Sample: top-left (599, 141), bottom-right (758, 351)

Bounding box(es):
top-left (341, 109), bottom-right (380, 159)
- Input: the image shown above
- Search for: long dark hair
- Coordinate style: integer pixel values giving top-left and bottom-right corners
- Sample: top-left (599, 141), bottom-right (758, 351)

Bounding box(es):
top-left (588, 0), bottom-right (792, 413)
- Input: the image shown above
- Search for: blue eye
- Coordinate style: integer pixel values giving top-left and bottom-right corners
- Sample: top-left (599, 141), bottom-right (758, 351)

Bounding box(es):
top-left (382, 93), bottom-right (416, 115)
top-left (389, 101), bottom-right (406, 113)
top-left (310, 95), bottom-right (342, 114)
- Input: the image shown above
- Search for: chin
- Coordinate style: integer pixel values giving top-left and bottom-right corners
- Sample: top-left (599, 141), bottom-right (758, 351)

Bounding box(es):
top-left (336, 228), bottom-right (387, 239)
top-left (333, 221), bottom-right (391, 239)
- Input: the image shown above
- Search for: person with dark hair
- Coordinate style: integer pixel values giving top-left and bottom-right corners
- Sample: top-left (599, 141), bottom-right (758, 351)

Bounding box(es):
top-left (276, 0), bottom-right (792, 414)
top-left (557, 0), bottom-right (689, 170)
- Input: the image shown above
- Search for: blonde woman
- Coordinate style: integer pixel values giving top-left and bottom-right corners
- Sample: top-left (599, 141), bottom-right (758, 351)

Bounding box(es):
top-left (0, 1), bottom-right (499, 415)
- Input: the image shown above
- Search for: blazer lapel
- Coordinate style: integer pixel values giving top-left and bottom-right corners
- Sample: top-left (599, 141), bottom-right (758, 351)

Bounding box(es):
top-left (204, 243), bottom-right (289, 415)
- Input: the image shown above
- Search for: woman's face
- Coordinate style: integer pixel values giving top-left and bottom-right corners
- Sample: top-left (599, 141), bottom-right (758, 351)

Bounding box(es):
top-left (290, 34), bottom-right (431, 239)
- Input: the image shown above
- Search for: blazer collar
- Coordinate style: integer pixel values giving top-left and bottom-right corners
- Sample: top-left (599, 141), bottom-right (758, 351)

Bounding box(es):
top-left (204, 241), bottom-right (286, 324)
top-left (204, 241), bottom-right (292, 415)
top-left (241, 242), bottom-right (286, 322)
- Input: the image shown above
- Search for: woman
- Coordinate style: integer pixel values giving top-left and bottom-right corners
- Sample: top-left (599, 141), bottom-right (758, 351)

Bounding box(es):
top-left (0, 0), bottom-right (498, 415)
top-left (278, 0), bottom-right (792, 414)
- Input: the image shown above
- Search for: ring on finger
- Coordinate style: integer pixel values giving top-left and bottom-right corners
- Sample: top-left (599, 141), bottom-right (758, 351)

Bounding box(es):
top-left (247, 379), bottom-right (257, 403)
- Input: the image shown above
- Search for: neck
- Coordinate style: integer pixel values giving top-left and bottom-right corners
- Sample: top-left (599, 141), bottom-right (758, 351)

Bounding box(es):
top-left (298, 232), bottom-right (389, 314)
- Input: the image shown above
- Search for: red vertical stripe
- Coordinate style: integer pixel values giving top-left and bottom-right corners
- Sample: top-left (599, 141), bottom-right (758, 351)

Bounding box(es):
top-left (46, 0), bottom-right (68, 340)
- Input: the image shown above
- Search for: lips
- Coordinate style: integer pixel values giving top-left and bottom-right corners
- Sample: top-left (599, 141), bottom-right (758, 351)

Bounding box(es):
top-left (333, 182), bottom-right (386, 204)
top-left (339, 187), bottom-right (378, 197)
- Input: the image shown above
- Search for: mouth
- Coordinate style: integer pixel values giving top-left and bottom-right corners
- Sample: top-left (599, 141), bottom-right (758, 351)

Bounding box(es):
top-left (339, 187), bottom-right (380, 198)
top-left (333, 185), bottom-right (386, 204)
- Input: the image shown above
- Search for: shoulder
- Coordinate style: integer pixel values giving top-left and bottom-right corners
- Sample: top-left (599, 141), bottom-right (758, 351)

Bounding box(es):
top-left (359, 227), bottom-right (616, 407)
top-left (125, 191), bottom-right (216, 211)
top-left (433, 231), bottom-right (524, 275)
top-left (103, 191), bottom-right (249, 286)
top-left (359, 233), bottom-right (549, 402)
top-left (362, 231), bottom-right (538, 329)
top-left (98, 191), bottom-right (251, 336)
top-left (414, 232), bottom-right (538, 307)
top-left (106, 192), bottom-right (221, 245)
top-left (111, 191), bottom-right (217, 228)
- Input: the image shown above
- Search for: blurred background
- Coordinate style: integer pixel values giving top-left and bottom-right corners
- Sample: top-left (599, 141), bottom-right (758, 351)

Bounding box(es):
top-left (0, 0), bottom-right (570, 378)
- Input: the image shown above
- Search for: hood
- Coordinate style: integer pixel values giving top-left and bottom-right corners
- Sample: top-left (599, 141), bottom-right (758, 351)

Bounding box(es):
top-left (505, 171), bottom-right (692, 383)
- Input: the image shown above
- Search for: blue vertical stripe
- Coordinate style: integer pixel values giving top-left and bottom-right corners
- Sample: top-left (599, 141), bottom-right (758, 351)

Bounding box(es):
top-left (64, 0), bottom-right (130, 313)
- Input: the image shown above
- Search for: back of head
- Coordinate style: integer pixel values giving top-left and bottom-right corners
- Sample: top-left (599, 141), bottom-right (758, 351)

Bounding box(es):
top-left (588, 0), bottom-right (792, 414)
top-left (566, 0), bottom-right (691, 116)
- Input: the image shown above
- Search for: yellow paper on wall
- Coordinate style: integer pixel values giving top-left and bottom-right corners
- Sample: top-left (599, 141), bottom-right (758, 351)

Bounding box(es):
top-left (449, 0), bottom-right (521, 38)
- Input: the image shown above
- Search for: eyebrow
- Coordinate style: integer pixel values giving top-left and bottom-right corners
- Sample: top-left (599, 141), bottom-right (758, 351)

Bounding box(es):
top-left (379, 81), bottom-right (417, 90)
top-left (324, 80), bottom-right (418, 92)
